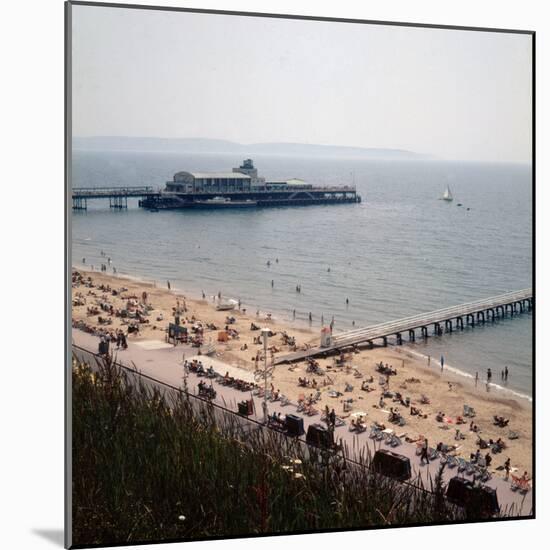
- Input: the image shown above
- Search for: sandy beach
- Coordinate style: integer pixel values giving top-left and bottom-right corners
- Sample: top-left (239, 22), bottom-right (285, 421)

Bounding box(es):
top-left (71, 267), bottom-right (533, 479)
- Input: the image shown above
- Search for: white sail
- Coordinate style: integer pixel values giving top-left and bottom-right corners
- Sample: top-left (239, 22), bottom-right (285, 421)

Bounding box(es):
top-left (440, 185), bottom-right (453, 201)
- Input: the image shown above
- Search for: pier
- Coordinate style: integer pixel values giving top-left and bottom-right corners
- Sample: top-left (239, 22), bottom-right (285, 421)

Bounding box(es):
top-left (72, 186), bottom-right (159, 210)
top-left (138, 185), bottom-right (360, 210)
top-left (275, 289), bottom-right (533, 364)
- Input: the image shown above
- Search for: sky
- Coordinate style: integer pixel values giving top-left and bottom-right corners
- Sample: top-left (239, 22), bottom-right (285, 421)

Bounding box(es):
top-left (71, 5), bottom-right (533, 162)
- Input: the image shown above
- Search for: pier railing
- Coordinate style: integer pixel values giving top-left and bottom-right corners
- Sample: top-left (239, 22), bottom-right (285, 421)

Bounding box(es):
top-left (276, 288), bottom-right (533, 363)
top-left (72, 186), bottom-right (156, 197)
top-left (332, 289), bottom-right (532, 346)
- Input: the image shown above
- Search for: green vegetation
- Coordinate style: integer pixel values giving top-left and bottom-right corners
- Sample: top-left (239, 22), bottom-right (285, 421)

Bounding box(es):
top-left (72, 358), bottom-right (463, 547)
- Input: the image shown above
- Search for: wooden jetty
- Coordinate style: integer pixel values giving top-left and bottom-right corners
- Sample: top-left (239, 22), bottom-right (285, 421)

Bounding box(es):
top-left (275, 288), bottom-right (533, 364)
top-left (72, 186), bottom-right (159, 210)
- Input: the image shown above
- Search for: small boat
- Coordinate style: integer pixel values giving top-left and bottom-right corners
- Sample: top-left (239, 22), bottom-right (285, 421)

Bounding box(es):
top-left (439, 185), bottom-right (453, 201)
top-left (215, 299), bottom-right (238, 311)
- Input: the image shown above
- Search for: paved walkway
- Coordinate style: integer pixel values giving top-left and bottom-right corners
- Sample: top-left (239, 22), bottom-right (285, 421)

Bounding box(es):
top-left (71, 328), bottom-right (532, 516)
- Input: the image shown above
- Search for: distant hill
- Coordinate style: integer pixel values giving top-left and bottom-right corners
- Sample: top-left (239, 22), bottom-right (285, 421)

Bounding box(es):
top-left (73, 136), bottom-right (432, 160)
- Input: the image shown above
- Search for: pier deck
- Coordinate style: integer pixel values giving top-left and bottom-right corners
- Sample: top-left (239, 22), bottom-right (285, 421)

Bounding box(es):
top-left (72, 186), bottom-right (159, 210)
top-left (275, 289), bottom-right (533, 364)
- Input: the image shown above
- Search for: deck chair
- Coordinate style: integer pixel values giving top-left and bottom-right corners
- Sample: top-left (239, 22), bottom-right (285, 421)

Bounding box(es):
top-left (279, 395), bottom-right (290, 406)
top-left (369, 427), bottom-right (381, 439)
top-left (335, 416), bottom-right (346, 427)
top-left (390, 435), bottom-right (402, 447)
top-left (428, 448), bottom-right (439, 461)
top-left (446, 456), bottom-right (458, 469)
top-left (510, 474), bottom-right (522, 491)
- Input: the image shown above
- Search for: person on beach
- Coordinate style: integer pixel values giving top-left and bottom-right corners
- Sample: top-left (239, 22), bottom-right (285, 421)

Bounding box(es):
top-left (329, 408), bottom-right (336, 430)
top-left (487, 368), bottom-right (492, 382)
top-left (218, 291), bottom-right (221, 299)
top-left (504, 457), bottom-right (511, 480)
top-left (82, 258), bottom-right (86, 264)
top-left (308, 312), bottom-right (312, 323)
top-left (167, 280), bottom-right (171, 290)
top-left (440, 355), bottom-right (445, 371)
top-left (427, 355), bottom-right (431, 367)
top-left (202, 290), bottom-right (206, 299)
top-left (271, 280), bottom-right (274, 287)
top-left (504, 366), bottom-right (509, 381)
top-left (292, 309), bottom-right (296, 320)
top-left (346, 297), bottom-right (349, 306)
top-left (352, 320), bottom-right (355, 326)
top-left (475, 372), bottom-right (479, 387)
top-left (420, 439), bottom-right (430, 464)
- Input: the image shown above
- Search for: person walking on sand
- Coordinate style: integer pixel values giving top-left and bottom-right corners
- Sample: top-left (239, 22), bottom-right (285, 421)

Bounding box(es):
top-left (504, 457), bottom-right (511, 480)
top-left (329, 408), bottom-right (336, 430)
top-left (167, 280), bottom-right (171, 290)
top-left (420, 439), bottom-right (430, 465)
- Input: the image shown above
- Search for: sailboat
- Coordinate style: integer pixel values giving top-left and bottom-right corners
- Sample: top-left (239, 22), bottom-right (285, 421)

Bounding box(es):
top-left (440, 185), bottom-right (453, 201)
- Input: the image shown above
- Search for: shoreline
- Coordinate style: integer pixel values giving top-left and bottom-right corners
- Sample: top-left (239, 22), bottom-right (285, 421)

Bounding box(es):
top-left (399, 346), bottom-right (533, 404)
top-left (72, 262), bottom-right (532, 404)
top-left (71, 266), bottom-right (532, 479)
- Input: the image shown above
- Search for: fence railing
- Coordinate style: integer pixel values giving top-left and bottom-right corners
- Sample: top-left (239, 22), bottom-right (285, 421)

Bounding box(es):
top-left (71, 343), bottom-right (434, 497)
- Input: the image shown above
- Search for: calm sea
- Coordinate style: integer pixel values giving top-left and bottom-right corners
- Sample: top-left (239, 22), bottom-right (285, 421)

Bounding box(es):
top-left (71, 150), bottom-right (533, 399)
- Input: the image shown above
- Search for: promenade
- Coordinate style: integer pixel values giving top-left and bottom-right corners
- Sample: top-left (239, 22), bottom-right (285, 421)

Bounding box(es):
top-left (71, 328), bottom-right (533, 516)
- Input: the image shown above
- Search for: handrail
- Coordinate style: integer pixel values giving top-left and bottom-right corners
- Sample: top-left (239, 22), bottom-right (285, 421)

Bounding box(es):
top-left (71, 343), bottom-right (433, 496)
top-left (332, 289), bottom-right (532, 344)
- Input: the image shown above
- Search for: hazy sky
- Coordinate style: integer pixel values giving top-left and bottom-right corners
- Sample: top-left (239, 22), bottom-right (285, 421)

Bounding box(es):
top-left (71, 5), bottom-right (532, 162)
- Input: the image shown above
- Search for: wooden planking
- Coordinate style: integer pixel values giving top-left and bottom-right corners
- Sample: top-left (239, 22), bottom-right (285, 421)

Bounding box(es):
top-left (275, 289), bottom-right (532, 364)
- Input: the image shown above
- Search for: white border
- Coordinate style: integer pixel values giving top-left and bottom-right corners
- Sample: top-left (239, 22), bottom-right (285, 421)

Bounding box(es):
top-left (2, 1), bottom-right (546, 549)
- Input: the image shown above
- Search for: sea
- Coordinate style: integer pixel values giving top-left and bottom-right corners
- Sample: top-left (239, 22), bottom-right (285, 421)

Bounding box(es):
top-left (71, 150), bottom-right (533, 400)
